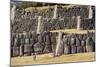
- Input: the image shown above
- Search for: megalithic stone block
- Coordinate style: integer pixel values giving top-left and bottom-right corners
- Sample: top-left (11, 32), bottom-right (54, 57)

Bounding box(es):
top-left (11, 5), bottom-right (16, 24)
top-left (23, 31), bottom-right (27, 37)
top-left (13, 46), bottom-right (20, 57)
top-left (71, 45), bottom-right (77, 54)
top-left (76, 46), bottom-right (83, 53)
top-left (88, 6), bottom-right (93, 19)
top-left (37, 16), bottom-right (42, 34)
top-left (55, 32), bottom-right (63, 56)
top-left (53, 5), bottom-right (57, 19)
top-left (20, 45), bottom-right (24, 56)
top-left (24, 45), bottom-right (32, 56)
top-left (77, 16), bottom-right (81, 30)
top-left (64, 45), bottom-right (70, 54)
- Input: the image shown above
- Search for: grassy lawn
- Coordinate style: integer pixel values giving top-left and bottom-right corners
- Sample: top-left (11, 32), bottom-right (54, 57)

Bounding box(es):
top-left (50, 29), bottom-right (95, 34)
top-left (11, 52), bottom-right (95, 66)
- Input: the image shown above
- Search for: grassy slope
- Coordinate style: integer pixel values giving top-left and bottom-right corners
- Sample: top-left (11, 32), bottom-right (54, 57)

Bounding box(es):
top-left (11, 52), bottom-right (95, 66)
